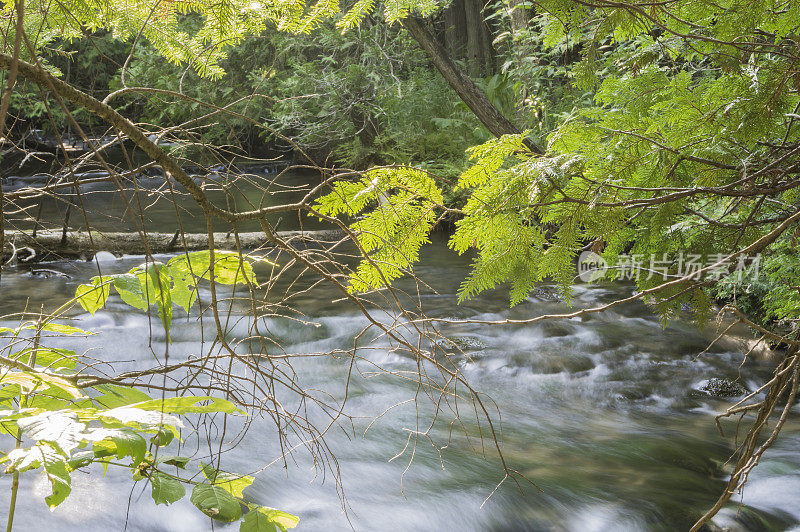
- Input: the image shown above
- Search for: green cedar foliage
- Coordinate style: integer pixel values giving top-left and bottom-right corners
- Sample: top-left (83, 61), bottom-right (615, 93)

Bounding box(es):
top-left (1, 0), bottom-right (441, 80)
top-left (317, 1), bottom-right (800, 329)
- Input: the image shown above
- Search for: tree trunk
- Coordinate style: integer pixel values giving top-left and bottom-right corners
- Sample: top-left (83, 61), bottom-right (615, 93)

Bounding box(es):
top-left (475, 0), bottom-right (497, 75)
top-left (463, 0), bottom-right (483, 76)
top-left (348, 103), bottom-right (383, 166)
top-left (1, 229), bottom-right (345, 260)
top-left (443, 1), bottom-right (467, 59)
top-left (460, 0), bottom-right (496, 76)
top-left (507, 0), bottom-right (529, 36)
top-left (402, 16), bottom-right (543, 154)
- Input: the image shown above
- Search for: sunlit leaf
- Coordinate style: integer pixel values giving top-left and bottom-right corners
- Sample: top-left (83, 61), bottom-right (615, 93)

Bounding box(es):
top-left (91, 384), bottom-right (153, 409)
top-left (86, 427), bottom-right (147, 467)
top-left (13, 348), bottom-right (78, 370)
top-left (75, 278), bottom-right (111, 315)
top-left (112, 274), bottom-right (149, 311)
top-left (255, 507), bottom-right (300, 530)
top-left (44, 458), bottom-right (72, 509)
top-left (150, 428), bottom-right (174, 446)
top-left (240, 509), bottom-right (278, 532)
top-left (154, 455), bottom-right (190, 469)
top-left (98, 406), bottom-right (183, 431)
top-left (150, 471), bottom-right (186, 505)
top-left (191, 483), bottom-right (242, 522)
top-left (132, 396), bottom-right (244, 415)
top-left (200, 462), bottom-right (253, 498)
top-left (169, 250), bottom-right (255, 286)
top-left (39, 323), bottom-right (93, 336)
top-left (17, 411), bottom-right (87, 453)
top-left (242, 506), bottom-right (300, 531)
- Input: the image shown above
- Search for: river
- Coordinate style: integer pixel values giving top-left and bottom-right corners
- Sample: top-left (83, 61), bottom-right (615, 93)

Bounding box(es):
top-left (1, 169), bottom-right (799, 531)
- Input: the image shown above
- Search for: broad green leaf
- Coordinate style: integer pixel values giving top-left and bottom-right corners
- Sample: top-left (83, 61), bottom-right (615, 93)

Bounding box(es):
top-left (13, 348), bottom-right (78, 370)
top-left (2, 443), bottom-right (73, 508)
top-left (3, 444), bottom-right (63, 472)
top-left (44, 458), bottom-right (72, 509)
top-left (132, 263), bottom-right (173, 337)
top-left (169, 276), bottom-right (197, 312)
top-left (150, 471), bottom-right (186, 505)
top-left (169, 251), bottom-right (255, 286)
top-left (98, 406), bottom-right (183, 431)
top-left (200, 462), bottom-right (253, 498)
top-left (112, 274), bottom-right (149, 311)
top-left (241, 509), bottom-right (279, 532)
top-left (132, 396), bottom-right (243, 415)
top-left (91, 384), bottom-right (153, 409)
top-left (255, 507), bottom-right (300, 530)
top-left (207, 252), bottom-right (255, 285)
top-left (39, 323), bottom-right (93, 336)
top-left (148, 264), bottom-right (173, 334)
top-left (37, 373), bottom-right (82, 399)
top-left (150, 428), bottom-right (174, 446)
top-left (0, 372), bottom-right (42, 394)
top-left (86, 428), bottom-right (147, 467)
top-left (0, 384), bottom-right (21, 401)
top-left (167, 258), bottom-right (198, 312)
top-left (190, 483), bottom-right (242, 522)
top-left (242, 506), bottom-right (299, 531)
top-left (91, 439), bottom-right (117, 459)
top-left (17, 411), bottom-right (87, 453)
top-left (154, 455), bottom-right (190, 468)
top-left (0, 371), bottom-right (81, 398)
top-left (27, 394), bottom-right (71, 410)
top-left (67, 450), bottom-right (94, 470)
top-left (75, 278), bottom-right (111, 315)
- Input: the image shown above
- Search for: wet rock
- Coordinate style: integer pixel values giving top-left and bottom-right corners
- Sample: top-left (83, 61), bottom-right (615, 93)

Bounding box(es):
top-left (27, 268), bottom-right (71, 279)
top-left (530, 286), bottom-right (562, 302)
top-left (435, 336), bottom-right (487, 352)
top-left (532, 353), bottom-right (595, 374)
top-left (539, 320), bottom-right (575, 338)
top-left (711, 505), bottom-right (798, 531)
top-left (93, 251), bottom-right (119, 263)
top-left (697, 378), bottom-right (748, 398)
top-left (615, 385), bottom-right (651, 401)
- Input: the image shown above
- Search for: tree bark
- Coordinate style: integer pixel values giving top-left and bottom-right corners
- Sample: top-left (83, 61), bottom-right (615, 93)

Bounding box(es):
top-left (507, 0), bottom-right (530, 35)
top-left (463, 0), bottom-right (484, 76)
top-left (443, 1), bottom-right (467, 59)
top-left (402, 16), bottom-right (543, 154)
top-left (2, 229), bottom-right (345, 260)
top-left (348, 103), bottom-right (384, 166)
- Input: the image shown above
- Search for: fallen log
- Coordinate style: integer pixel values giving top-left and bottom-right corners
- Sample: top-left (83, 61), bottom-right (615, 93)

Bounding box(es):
top-left (2, 229), bottom-right (346, 260)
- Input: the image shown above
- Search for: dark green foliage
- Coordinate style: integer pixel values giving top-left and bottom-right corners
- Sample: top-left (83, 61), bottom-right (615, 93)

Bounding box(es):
top-left (268, 17), bottom-right (480, 171)
top-left (5, 32), bottom-right (129, 133)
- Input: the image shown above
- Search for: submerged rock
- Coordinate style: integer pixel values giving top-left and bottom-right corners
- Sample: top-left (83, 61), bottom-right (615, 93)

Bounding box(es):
top-left (27, 268), bottom-right (71, 279)
top-left (93, 251), bottom-right (119, 263)
top-left (711, 504), bottom-right (798, 532)
top-left (534, 353), bottom-right (596, 375)
top-left (530, 286), bottom-right (562, 302)
top-left (698, 378), bottom-right (748, 398)
top-left (434, 336), bottom-right (487, 352)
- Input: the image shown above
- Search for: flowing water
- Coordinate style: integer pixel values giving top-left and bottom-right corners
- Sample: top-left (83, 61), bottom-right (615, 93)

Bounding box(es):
top-left (1, 170), bottom-right (800, 531)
